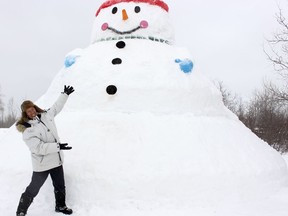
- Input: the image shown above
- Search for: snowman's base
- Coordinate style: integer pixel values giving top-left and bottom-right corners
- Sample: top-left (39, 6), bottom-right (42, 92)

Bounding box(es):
top-left (57, 111), bottom-right (288, 203)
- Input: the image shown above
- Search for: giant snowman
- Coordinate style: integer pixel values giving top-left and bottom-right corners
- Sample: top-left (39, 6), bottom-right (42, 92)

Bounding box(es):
top-left (2, 0), bottom-right (288, 214)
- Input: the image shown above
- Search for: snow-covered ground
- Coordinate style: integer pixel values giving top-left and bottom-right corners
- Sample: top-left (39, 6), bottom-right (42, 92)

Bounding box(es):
top-left (0, 128), bottom-right (8, 135)
top-left (0, 128), bottom-right (8, 143)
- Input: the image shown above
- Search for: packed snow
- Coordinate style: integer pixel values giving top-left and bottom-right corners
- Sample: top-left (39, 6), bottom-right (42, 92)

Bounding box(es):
top-left (0, 128), bottom-right (8, 137)
top-left (1, 0), bottom-right (288, 215)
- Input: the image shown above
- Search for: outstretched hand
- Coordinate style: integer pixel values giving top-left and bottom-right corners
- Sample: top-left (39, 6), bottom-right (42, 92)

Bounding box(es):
top-left (59, 143), bottom-right (72, 150)
top-left (64, 85), bottom-right (75, 95)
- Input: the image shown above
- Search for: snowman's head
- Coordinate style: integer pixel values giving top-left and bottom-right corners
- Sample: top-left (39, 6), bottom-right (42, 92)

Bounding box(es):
top-left (90, 0), bottom-right (174, 44)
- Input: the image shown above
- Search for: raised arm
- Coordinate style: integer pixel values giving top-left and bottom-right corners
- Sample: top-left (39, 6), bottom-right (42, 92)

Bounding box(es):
top-left (48, 85), bottom-right (74, 117)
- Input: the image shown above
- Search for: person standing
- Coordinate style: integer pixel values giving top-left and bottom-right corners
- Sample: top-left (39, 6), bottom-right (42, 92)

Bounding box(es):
top-left (15, 85), bottom-right (75, 216)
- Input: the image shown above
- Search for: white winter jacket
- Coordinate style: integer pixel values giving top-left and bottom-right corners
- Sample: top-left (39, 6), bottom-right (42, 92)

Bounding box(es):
top-left (21, 93), bottom-right (69, 172)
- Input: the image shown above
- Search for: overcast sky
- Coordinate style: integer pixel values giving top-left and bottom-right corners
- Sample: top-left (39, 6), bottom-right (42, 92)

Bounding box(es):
top-left (0, 0), bottom-right (287, 108)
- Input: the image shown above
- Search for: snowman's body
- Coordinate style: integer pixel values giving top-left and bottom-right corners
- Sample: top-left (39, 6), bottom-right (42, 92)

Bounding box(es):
top-left (49, 39), bottom-right (226, 115)
top-left (36, 0), bottom-right (288, 206)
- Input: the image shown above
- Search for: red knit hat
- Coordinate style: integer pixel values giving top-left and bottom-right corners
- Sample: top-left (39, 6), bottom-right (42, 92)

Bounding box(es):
top-left (96, 0), bottom-right (169, 16)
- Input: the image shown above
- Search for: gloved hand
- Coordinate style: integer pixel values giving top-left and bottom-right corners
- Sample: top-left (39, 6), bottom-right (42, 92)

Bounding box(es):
top-left (63, 85), bottom-right (75, 95)
top-left (59, 143), bottom-right (72, 150)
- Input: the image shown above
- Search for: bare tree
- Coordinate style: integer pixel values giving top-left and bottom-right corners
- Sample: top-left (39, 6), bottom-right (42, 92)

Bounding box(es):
top-left (265, 7), bottom-right (288, 101)
top-left (264, 81), bottom-right (288, 105)
top-left (5, 98), bottom-right (18, 127)
top-left (0, 86), bottom-right (5, 124)
top-left (0, 86), bottom-right (18, 128)
top-left (216, 80), bottom-right (288, 153)
top-left (244, 86), bottom-right (288, 153)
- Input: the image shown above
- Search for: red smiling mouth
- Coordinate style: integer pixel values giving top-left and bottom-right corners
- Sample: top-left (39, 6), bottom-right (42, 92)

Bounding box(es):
top-left (101, 21), bottom-right (149, 35)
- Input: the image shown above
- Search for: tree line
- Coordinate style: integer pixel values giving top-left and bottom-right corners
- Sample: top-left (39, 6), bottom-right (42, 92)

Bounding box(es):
top-left (0, 90), bottom-right (18, 128)
top-left (218, 81), bottom-right (288, 153)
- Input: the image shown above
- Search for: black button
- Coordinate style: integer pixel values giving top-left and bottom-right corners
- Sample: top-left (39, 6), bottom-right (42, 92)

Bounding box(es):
top-left (135, 6), bottom-right (141, 13)
top-left (112, 7), bottom-right (118, 14)
top-left (112, 58), bottom-right (122, 65)
top-left (106, 85), bottom-right (117, 95)
top-left (116, 41), bottom-right (126, 49)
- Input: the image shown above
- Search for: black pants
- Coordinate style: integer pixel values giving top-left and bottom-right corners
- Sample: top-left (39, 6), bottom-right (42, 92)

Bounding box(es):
top-left (23, 165), bottom-right (66, 198)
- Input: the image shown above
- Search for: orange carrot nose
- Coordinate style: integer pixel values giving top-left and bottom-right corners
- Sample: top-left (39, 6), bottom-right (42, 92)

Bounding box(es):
top-left (122, 9), bottom-right (128, 21)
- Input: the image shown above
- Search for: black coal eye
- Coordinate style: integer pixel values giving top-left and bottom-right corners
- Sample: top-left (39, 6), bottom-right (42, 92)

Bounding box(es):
top-left (112, 7), bottom-right (118, 14)
top-left (134, 6), bottom-right (141, 13)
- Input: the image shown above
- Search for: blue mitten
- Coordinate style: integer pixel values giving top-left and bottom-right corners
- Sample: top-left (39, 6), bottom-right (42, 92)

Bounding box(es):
top-left (175, 58), bottom-right (193, 73)
top-left (64, 55), bottom-right (78, 68)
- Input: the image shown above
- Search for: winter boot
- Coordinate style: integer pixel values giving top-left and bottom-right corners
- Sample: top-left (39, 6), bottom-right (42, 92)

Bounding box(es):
top-left (16, 193), bottom-right (33, 216)
top-left (54, 190), bottom-right (73, 215)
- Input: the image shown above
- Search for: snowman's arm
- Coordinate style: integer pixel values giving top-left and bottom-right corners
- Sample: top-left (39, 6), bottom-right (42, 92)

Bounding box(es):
top-left (175, 58), bottom-right (194, 73)
top-left (64, 55), bottom-right (78, 68)
top-left (64, 48), bottom-right (83, 68)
